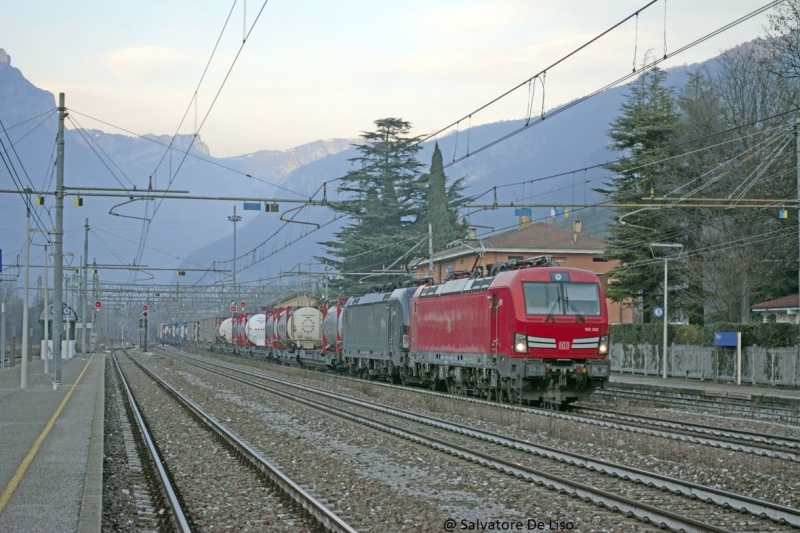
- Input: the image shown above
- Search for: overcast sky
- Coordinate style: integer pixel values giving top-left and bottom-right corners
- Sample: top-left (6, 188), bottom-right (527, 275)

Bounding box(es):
top-left (1, 0), bottom-right (779, 158)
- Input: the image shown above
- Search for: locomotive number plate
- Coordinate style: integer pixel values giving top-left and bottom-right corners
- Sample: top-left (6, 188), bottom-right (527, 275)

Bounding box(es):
top-left (558, 341), bottom-right (570, 350)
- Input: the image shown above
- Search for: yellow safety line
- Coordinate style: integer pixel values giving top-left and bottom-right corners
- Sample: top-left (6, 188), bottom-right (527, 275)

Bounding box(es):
top-left (0, 355), bottom-right (96, 514)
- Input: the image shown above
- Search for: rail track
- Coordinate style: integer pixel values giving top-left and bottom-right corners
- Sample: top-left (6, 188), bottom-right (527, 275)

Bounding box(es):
top-left (160, 348), bottom-right (800, 532)
top-left (113, 349), bottom-right (359, 533)
top-left (109, 351), bottom-right (192, 533)
top-left (593, 386), bottom-right (800, 425)
top-left (207, 346), bottom-right (800, 462)
top-left (574, 404), bottom-right (800, 453)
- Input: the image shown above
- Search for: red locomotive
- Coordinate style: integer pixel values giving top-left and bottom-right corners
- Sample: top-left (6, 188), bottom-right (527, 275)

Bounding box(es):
top-left (410, 262), bottom-right (609, 404)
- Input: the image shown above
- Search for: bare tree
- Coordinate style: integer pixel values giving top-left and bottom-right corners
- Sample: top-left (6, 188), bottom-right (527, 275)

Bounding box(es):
top-left (765, 0), bottom-right (800, 79)
top-left (676, 44), bottom-right (798, 323)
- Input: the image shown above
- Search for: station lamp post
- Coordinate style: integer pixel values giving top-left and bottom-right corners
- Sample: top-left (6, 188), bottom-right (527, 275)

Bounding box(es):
top-left (228, 205), bottom-right (241, 303)
top-left (650, 243), bottom-right (683, 379)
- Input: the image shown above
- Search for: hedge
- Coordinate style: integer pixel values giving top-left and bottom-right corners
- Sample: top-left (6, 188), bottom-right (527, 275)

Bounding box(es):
top-left (610, 322), bottom-right (798, 347)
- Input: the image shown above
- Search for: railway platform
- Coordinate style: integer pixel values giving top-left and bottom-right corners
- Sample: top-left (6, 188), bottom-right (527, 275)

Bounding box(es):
top-left (608, 372), bottom-right (800, 412)
top-left (0, 354), bottom-right (104, 533)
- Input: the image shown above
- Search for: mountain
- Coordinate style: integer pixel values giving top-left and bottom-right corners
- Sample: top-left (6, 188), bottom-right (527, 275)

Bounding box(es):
top-left (0, 44), bottom-right (701, 299)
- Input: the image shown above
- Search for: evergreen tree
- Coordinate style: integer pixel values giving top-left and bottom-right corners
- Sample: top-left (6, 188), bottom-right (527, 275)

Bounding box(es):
top-left (598, 67), bottom-right (685, 322)
top-left (420, 143), bottom-right (469, 252)
top-left (319, 118), bottom-right (425, 295)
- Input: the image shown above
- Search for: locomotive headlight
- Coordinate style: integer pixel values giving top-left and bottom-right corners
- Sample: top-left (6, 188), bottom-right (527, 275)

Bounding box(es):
top-left (598, 334), bottom-right (609, 355)
top-left (514, 333), bottom-right (528, 353)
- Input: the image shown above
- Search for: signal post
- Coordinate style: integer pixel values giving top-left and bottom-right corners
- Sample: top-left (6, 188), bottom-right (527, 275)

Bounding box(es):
top-left (142, 305), bottom-right (149, 351)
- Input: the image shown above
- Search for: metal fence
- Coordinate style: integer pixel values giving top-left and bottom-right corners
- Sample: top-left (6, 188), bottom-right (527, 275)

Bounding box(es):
top-left (610, 344), bottom-right (800, 386)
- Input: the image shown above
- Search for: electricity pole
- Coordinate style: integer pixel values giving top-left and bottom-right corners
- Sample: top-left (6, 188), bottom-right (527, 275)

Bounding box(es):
top-left (20, 199), bottom-right (30, 388)
top-left (82, 219), bottom-right (88, 358)
top-left (796, 121), bottom-right (800, 362)
top-left (228, 205), bottom-right (241, 303)
top-left (43, 245), bottom-right (49, 373)
top-left (53, 92), bottom-right (66, 386)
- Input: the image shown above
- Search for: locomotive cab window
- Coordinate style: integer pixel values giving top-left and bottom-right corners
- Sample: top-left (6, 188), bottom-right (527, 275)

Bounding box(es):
top-left (522, 281), bottom-right (601, 316)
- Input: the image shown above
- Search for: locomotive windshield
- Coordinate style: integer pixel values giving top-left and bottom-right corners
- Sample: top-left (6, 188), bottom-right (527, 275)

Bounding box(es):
top-left (522, 281), bottom-right (601, 316)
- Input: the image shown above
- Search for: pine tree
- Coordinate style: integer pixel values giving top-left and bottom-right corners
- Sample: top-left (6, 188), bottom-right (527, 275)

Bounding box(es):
top-left (421, 143), bottom-right (469, 252)
top-left (319, 118), bottom-right (425, 295)
top-left (599, 68), bottom-right (684, 322)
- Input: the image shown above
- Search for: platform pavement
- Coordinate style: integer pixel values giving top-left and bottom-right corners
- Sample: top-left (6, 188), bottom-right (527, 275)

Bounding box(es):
top-left (609, 372), bottom-right (800, 406)
top-left (0, 354), bottom-right (104, 533)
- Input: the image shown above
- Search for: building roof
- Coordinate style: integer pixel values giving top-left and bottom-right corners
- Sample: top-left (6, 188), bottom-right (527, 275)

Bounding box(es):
top-left (751, 294), bottom-right (799, 311)
top-left (432, 222), bottom-right (606, 262)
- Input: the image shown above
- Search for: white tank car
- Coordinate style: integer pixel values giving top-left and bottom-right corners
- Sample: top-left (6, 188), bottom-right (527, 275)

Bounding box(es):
top-left (277, 310), bottom-right (289, 344)
top-left (219, 318), bottom-right (233, 344)
top-left (246, 313), bottom-right (266, 346)
top-left (288, 307), bottom-right (322, 349)
top-left (265, 314), bottom-right (275, 345)
top-left (322, 305), bottom-right (343, 346)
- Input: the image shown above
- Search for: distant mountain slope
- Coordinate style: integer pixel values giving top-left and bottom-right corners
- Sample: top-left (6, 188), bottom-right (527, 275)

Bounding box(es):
top-left (0, 42), bottom-right (704, 291)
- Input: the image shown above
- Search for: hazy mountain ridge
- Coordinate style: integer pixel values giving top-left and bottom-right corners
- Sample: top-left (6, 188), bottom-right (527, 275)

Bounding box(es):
top-left (0, 50), bottom-right (54, 127)
top-left (0, 43), bottom-right (713, 289)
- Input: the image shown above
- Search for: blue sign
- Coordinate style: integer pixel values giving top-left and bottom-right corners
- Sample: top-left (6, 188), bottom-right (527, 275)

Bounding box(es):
top-left (652, 306), bottom-right (664, 318)
top-left (515, 208), bottom-right (532, 217)
top-left (243, 202), bottom-right (261, 211)
top-left (714, 331), bottom-right (738, 347)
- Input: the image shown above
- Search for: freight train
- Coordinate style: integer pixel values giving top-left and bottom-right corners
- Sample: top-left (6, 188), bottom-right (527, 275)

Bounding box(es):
top-left (159, 256), bottom-right (611, 405)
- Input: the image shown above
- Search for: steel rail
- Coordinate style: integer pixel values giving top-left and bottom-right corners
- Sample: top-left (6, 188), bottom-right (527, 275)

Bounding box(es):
top-left (170, 351), bottom-right (800, 529)
top-left (164, 351), bottom-right (768, 532)
top-left (121, 351), bottom-right (360, 533)
top-left (576, 405), bottom-right (800, 448)
top-left (594, 388), bottom-right (800, 424)
top-left (111, 351), bottom-right (192, 533)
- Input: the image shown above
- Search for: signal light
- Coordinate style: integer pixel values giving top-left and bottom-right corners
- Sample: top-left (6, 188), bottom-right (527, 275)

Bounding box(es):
top-left (74, 197), bottom-right (83, 206)
top-left (176, 270), bottom-right (186, 276)
top-left (269, 203), bottom-right (279, 212)
top-left (35, 196), bottom-right (45, 205)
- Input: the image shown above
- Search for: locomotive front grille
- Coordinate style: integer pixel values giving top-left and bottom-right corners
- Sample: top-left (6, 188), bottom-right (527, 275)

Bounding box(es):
top-left (571, 337), bottom-right (600, 349)
top-left (527, 335), bottom-right (556, 349)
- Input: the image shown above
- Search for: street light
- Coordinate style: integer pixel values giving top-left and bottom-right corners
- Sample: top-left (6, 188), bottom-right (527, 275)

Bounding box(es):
top-left (227, 205), bottom-right (241, 302)
top-left (650, 243), bottom-right (683, 379)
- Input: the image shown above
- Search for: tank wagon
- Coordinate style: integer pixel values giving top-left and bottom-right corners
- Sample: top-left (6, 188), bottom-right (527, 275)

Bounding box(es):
top-left (168, 257), bottom-right (610, 404)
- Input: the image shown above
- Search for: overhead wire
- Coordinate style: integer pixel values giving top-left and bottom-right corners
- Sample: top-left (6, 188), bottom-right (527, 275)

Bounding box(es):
top-left (132, 0), bottom-right (272, 281)
top-left (67, 115), bottom-right (136, 189)
top-left (430, 0), bottom-right (785, 171)
top-left (0, 118), bottom-right (52, 236)
top-left (66, 109), bottom-right (304, 197)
